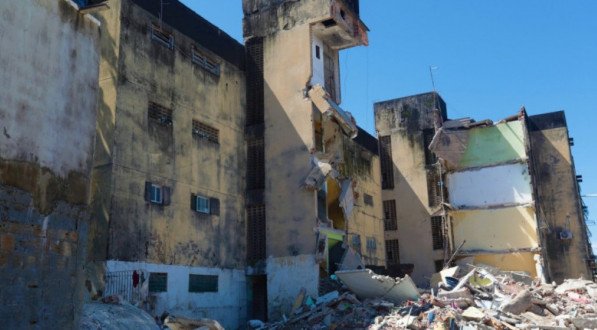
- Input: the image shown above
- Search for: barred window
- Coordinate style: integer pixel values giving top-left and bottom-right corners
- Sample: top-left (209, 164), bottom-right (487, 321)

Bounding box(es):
top-left (431, 216), bottom-right (444, 250)
top-left (386, 239), bottom-right (400, 265)
top-left (148, 102), bottom-right (173, 126)
top-left (383, 200), bottom-right (397, 231)
top-left (192, 120), bottom-right (219, 144)
top-left (150, 24), bottom-right (174, 50)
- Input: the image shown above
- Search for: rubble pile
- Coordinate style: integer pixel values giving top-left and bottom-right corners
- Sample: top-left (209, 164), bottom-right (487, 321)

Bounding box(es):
top-left (254, 267), bottom-right (597, 330)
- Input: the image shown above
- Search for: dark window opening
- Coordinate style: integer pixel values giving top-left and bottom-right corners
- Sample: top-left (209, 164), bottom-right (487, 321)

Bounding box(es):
top-left (423, 129), bottom-right (437, 166)
top-left (386, 239), bottom-right (400, 265)
top-left (148, 272), bottom-right (168, 293)
top-left (434, 259), bottom-right (444, 272)
top-left (315, 45), bottom-right (321, 59)
top-left (151, 24), bottom-right (174, 50)
top-left (431, 216), bottom-right (444, 250)
top-left (427, 168), bottom-right (442, 207)
top-left (352, 235), bottom-right (362, 253)
top-left (322, 19), bottom-right (337, 28)
top-left (188, 274), bottom-right (218, 293)
top-left (383, 200), bottom-right (397, 231)
top-left (380, 135), bottom-right (394, 189)
top-left (148, 102), bottom-right (173, 126)
top-left (247, 204), bottom-right (266, 263)
top-left (313, 108), bottom-right (324, 152)
top-left (324, 53), bottom-right (337, 101)
top-left (364, 194), bottom-right (373, 206)
top-left (192, 47), bottom-right (220, 76)
top-left (192, 120), bottom-right (219, 144)
top-left (247, 139), bottom-right (265, 190)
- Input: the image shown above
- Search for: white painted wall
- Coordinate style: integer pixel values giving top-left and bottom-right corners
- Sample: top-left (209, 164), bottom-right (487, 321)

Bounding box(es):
top-left (446, 163), bottom-right (533, 208)
top-left (0, 0), bottom-right (100, 177)
top-left (106, 261), bottom-right (247, 329)
top-left (266, 254), bottom-right (319, 320)
top-left (311, 34), bottom-right (325, 87)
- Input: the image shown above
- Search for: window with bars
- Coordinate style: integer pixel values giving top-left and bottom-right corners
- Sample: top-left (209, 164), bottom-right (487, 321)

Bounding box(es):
top-left (431, 216), bottom-right (444, 250)
top-left (150, 24), bottom-right (174, 50)
top-left (383, 200), bottom-right (397, 231)
top-left (247, 138), bottom-right (265, 190)
top-left (427, 167), bottom-right (442, 207)
top-left (385, 239), bottom-right (400, 265)
top-left (148, 102), bottom-right (173, 126)
top-left (188, 274), bottom-right (218, 293)
top-left (246, 38), bottom-right (264, 126)
top-left (247, 204), bottom-right (266, 263)
top-left (366, 237), bottom-right (377, 251)
top-left (192, 47), bottom-right (220, 76)
top-left (192, 120), bottom-right (219, 144)
top-left (379, 135), bottom-right (394, 189)
top-left (423, 129), bottom-right (437, 166)
top-left (148, 272), bottom-right (168, 293)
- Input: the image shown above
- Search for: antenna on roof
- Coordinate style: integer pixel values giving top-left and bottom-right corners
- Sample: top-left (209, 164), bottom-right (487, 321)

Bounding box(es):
top-left (429, 65), bottom-right (439, 114)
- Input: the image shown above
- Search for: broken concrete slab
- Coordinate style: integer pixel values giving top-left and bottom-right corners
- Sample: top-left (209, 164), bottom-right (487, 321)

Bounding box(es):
top-left (338, 245), bottom-right (364, 271)
top-left (462, 306), bottom-right (485, 321)
top-left (79, 302), bottom-right (159, 330)
top-left (500, 289), bottom-right (533, 315)
top-left (164, 316), bottom-right (224, 330)
top-left (308, 84), bottom-right (358, 138)
top-left (336, 269), bottom-right (420, 304)
top-left (554, 278), bottom-right (595, 295)
top-left (303, 157), bottom-right (332, 190)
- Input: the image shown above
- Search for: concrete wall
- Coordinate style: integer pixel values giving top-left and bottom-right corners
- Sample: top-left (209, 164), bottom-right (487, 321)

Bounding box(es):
top-left (446, 163), bottom-right (533, 209)
top-left (0, 0), bottom-right (100, 327)
top-left (459, 121), bottom-right (526, 168)
top-left (452, 207), bottom-right (539, 251)
top-left (528, 112), bottom-right (592, 282)
top-left (107, 260), bottom-right (247, 329)
top-left (374, 93), bottom-right (447, 286)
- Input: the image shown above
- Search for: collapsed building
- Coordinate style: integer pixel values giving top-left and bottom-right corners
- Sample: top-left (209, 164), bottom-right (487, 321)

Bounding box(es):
top-left (375, 92), bottom-right (596, 286)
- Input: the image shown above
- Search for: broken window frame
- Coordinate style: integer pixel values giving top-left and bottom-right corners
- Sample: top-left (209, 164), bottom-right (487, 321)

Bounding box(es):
top-left (150, 24), bottom-right (174, 50)
top-left (191, 47), bottom-right (221, 76)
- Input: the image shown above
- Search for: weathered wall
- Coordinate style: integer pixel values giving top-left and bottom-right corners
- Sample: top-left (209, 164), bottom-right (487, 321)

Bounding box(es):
top-left (105, 0), bottom-right (246, 268)
top-left (446, 163), bottom-right (533, 209)
top-left (374, 93), bottom-right (447, 286)
top-left (106, 261), bottom-right (247, 329)
top-left (0, 0), bottom-right (100, 327)
top-left (528, 112), bottom-right (591, 282)
top-left (458, 121), bottom-right (526, 168)
top-left (471, 252), bottom-right (538, 276)
top-left (452, 207), bottom-right (539, 251)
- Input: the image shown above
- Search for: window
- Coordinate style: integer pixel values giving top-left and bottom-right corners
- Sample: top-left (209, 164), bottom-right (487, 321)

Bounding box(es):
top-left (423, 129), bottom-right (437, 166)
top-left (434, 259), bottom-right (444, 272)
top-left (190, 194), bottom-right (220, 215)
top-left (431, 216), bottom-right (444, 250)
top-left (192, 120), bottom-right (219, 144)
top-left (188, 274), bottom-right (218, 293)
top-left (148, 272), bottom-right (167, 293)
top-left (383, 200), bottom-right (397, 231)
top-left (247, 204), bottom-right (266, 263)
top-left (352, 235), bottom-right (361, 253)
top-left (151, 24), bottom-right (174, 50)
top-left (144, 182), bottom-right (171, 206)
top-left (379, 135), bottom-right (394, 189)
top-left (192, 47), bottom-right (220, 76)
top-left (427, 167), bottom-right (442, 207)
top-left (148, 102), bottom-right (173, 126)
top-left (363, 194), bottom-right (373, 206)
top-left (150, 184), bottom-right (162, 204)
top-left (366, 237), bottom-right (377, 251)
top-left (386, 239), bottom-right (400, 265)
top-left (315, 45), bottom-right (321, 59)
top-left (196, 196), bottom-right (209, 214)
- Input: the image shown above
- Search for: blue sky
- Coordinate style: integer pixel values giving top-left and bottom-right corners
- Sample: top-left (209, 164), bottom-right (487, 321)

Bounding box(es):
top-left (181, 1), bottom-right (597, 253)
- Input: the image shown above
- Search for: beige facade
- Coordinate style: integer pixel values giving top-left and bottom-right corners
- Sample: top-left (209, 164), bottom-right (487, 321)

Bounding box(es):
top-left (88, 0), bottom-right (248, 327)
top-left (374, 92), bottom-right (447, 287)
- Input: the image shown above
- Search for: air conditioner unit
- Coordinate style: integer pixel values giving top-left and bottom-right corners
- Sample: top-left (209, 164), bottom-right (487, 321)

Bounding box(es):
top-left (558, 230), bottom-right (573, 240)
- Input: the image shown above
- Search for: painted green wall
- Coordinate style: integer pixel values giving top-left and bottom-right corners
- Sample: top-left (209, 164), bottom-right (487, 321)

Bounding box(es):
top-left (459, 121), bottom-right (526, 168)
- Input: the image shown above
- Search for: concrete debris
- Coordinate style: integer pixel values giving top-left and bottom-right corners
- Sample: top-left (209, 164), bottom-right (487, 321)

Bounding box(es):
top-left (163, 316), bottom-right (224, 330)
top-left (80, 300), bottom-right (159, 330)
top-left (257, 267), bottom-right (597, 329)
top-left (308, 84), bottom-right (358, 138)
top-left (303, 157), bottom-right (333, 190)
